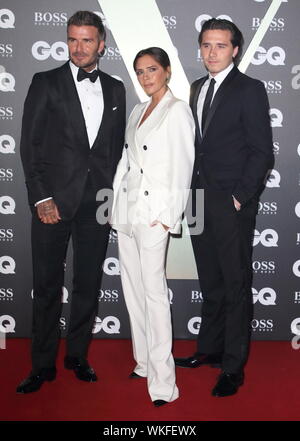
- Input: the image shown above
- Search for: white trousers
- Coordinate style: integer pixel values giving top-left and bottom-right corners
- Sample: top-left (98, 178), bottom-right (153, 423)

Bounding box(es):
top-left (118, 222), bottom-right (179, 403)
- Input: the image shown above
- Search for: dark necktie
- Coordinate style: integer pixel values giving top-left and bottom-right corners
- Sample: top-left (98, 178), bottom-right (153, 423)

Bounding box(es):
top-left (201, 77), bottom-right (216, 133)
top-left (77, 68), bottom-right (99, 83)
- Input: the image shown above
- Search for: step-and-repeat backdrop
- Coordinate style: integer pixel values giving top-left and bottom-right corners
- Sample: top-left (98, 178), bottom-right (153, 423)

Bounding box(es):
top-left (1, 0), bottom-right (300, 343)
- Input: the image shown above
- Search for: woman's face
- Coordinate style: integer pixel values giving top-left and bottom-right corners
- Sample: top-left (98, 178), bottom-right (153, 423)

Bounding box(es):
top-left (135, 54), bottom-right (170, 99)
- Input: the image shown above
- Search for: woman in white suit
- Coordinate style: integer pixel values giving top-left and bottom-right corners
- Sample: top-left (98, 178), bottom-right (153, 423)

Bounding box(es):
top-left (111, 47), bottom-right (195, 407)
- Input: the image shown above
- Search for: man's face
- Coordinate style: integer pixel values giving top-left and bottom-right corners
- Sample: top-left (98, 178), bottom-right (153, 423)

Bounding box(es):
top-left (200, 29), bottom-right (239, 76)
top-left (67, 25), bottom-right (105, 71)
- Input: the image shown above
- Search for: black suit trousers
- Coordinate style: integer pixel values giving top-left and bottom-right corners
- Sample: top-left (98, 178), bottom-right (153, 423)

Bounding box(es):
top-left (30, 176), bottom-right (110, 371)
top-left (191, 184), bottom-right (257, 373)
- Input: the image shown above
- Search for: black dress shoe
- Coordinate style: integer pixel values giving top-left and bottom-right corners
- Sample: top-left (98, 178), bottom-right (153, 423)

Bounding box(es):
top-left (212, 371), bottom-right (244, 397)
top-left (175, 353), bottom-right (222, 368)
top-left (64, 356), bottom-right (97, 382)
top-left (153, 400), bottom-right (168, 407)
top-left (16, 367), bottom-right (56, 394)
top-left (129, 371), bottom-right (144, 379)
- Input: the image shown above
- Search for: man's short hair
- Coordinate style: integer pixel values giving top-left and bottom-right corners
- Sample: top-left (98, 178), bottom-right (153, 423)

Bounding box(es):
top-left (68, 10), bottom-right (106, 41)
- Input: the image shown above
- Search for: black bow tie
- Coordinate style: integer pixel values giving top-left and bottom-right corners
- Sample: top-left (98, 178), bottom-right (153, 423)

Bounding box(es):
top-left (77, 68), bottom-right (99, 83)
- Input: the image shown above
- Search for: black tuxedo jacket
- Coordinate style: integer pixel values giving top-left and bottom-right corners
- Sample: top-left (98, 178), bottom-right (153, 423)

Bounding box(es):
top-left (190, 66), bottom-right (273, 205)
top-left (20, 62), bottom-right (126, 220)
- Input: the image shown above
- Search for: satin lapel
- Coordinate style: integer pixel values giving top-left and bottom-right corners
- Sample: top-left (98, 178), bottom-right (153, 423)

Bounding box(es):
top-left (202, 66), bottom-right (239, 139)
top-left (191, 76), bottom-right (207, 145)
top-left (91, 71), bottom-right (113, 150)
top-left (59, 62), bottom-right (89, 151)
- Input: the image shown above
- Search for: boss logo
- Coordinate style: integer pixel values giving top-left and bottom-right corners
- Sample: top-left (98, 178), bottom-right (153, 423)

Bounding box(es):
top-left (0, 228), bottom-right (13, 241)
top-left (191, 290), bottom-right (203, 303)
top-left (0, 9), bottom-right (15, 29)
top-left (294, 292), bottom-right (300, 304)
top-left (93, 11), bottom-right (110, 30)
top-left (0, 135), bottom-right (15, 154)
top-left (0, 72), bottom-right (15, 92)
top-left (251, 46), bottom-right (285, 66)
top-left (195, 14), bottom-right (232, 32)
top-left (251, 319), bottom-right (273, 332)
top-left (270, 108), bottom-right (283, 128)
top-left (34, 12), bottom-right (68, 26)
top-left (188, 316), bottom-right (202, 335)
top-left (0, 106), bottom-right (13, 119)
top-left (103, 257), bottom-right (120, 276)
top-left (291, 65), bottom-right (300, 90)
top-left (297, 233), bottom-right (300, 246)
top-left (103, 46), bottom-right (121, 59)
top-left (252, 17), bottom-right (285, 31)
top-left (98, 289), bottom-right (119, 302)
top-left (258, 201), bottom-right (277, 215)
top-left (252, 287), bottom-right (276, 306)
top-left (262, 80), bottom-right (282, 93)
top-left (0, 168), bottom-right (13, 181)
top-left (265, 169), bottom-right (280, 188)
top-left (252, 260), bottom-right (275, 274)
top-left (0, 43), bottom-right (13, 57)
top-left (31, 41), bottom-right (68, 61)
top-left (0, 196), bottom-right (15, 214)
top-left (93, 316), bottom-right (120, 334)
top-left (273, 141), bottom-right (280, 155)
top-left (0, 288), bottom-right (13, 301)
top-left (162, 15), bottom-right (177, 29)
top-left (59, 317), bottom-right (67, 329)
top-left (253, 229), bottom-right (278, 247)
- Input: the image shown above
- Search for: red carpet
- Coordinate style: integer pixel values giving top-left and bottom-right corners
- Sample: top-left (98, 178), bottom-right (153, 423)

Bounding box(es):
top-left (1, 339), bottom-right (299, 421)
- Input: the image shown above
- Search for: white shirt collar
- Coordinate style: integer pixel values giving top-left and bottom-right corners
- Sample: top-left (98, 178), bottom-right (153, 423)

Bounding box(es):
top-left (209, 62), bottom-right (234, 86)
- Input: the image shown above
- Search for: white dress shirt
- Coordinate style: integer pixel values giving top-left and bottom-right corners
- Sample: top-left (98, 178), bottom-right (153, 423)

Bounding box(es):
top-left (197, 62), bottom-right (234, 136)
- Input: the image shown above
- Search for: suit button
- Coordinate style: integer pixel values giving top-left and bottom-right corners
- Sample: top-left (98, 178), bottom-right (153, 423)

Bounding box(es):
top-left (196, 170), bottom-right (199, 175)
top-left (140, 169), bottom-right (143, 174)
top-left (128, 166), bottom-right (130, 171)
top-left (123, 188), bottom-right (127, 193)
top-left (125, 143), bottom-right (128, 149)
top-left (143, 145), bottom-right (147, 150)
top-left (144, 191), bottom-right (149, 196)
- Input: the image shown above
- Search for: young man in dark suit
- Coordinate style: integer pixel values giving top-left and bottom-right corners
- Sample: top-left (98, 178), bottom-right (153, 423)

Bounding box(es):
top-left (176, 18), bottom-right (273, 396)
top-left (17, 11), bottom-right (125, 393)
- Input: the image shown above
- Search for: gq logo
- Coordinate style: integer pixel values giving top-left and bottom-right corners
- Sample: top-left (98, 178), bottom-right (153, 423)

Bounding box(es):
top-left (103, 257), bottom-right (120, 276)
top-left (0, 315), bottom-right (15, 333)
top-left (253, 229), bottom-right (278, 247)
top-left (291, 65), bottom-right (300, 90)
top-left (251, 319), bottom-right (273, 331)
top-left (0, 9), bottom-right (15, 28)
top-left (251, 46), bottom-right (285, 66)
top-left (195, 14), bottom-right (232, 32)
top-left (292, 260), bottom-right (300, 277)
top-left (266, 169), bottom-right (281, 188)
top-left (295, 202), bottom-right (300, 219)
top-left (270, 109), bottom-right (283, 128)
top-left (32, 41), bottom-right (68, 61)
top-left (252, 287), bottom-right (276, 305)
top-left (93, 316), bottom-right (120, 334)
top-left (0, 256), bottom-right (15, 274)
top-left (0, 196), bottom-right (16, 214)
top-left (188, 316), bottom-right (202, 335)
top-left (0, 135), bottom-right (15, 154)
top-left (0, 72), bottom-right (15, 92)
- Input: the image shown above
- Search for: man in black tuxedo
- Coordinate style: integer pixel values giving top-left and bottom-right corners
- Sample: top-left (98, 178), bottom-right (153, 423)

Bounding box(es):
top-left (17, 11), bottom-right (125, 393)
top-left (176, 19), bottom-right (273, 396)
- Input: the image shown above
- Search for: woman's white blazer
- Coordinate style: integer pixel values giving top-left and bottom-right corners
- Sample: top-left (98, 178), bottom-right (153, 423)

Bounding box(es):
top-left (111, 89), bottom-right (195, 235)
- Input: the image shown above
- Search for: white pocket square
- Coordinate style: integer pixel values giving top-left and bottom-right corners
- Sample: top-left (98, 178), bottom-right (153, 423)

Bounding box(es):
top-left (113, 106), bottom-right (118, 111)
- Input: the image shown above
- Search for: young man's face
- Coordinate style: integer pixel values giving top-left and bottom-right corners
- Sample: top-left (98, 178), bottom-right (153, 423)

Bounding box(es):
top-left (67, 25), bottom-right (105, 71)
top-left (200, 29), bottom-right (239, 76)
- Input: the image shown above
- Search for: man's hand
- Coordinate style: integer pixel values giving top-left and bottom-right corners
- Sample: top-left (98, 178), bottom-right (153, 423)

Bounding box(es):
top-left (36, 199), bottom-right (61, 224)
top-left (233, 196), bottom-right (241, 211)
